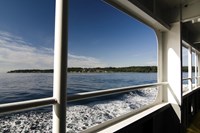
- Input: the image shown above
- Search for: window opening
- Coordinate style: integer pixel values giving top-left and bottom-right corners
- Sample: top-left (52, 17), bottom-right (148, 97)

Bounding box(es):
top-left (68, 0), bottom-right (158, 132)
top-left (0, 0), bottom-right (55, 132)
top-left (182, 45), bottom-right (189, 92)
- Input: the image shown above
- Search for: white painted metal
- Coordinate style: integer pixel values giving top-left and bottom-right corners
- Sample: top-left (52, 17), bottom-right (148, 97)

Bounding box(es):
top-left (182, 40), bottom-right (190, 48)
top-left (105, 0), bottom-right (170, 31)
top-left (188, 46), bottom-right (192, 91)
top-left (198, 53), bottom-right (200, 86)
top-left (195, 51), bottom-right (198, 87)
top-left (53, 0), bottom-right (67, 132)
top-left (156, 30), bottom-right (164, 104)
top-left (1, 0), bottom-right (200, 132)
top-left (182, 40), bottom-right (200, 89)
top-left (85, 103), bottom-right (169, 133)
top-left (0, 82), bottom-right (166, 114)
top-left (157, 22), bottom-right (182, 120)
top-left (182, 0), bottom-right (200, 22)
top-left (68, 82), bottom-right (168, 102)
top-left (182, 78), bottom-right (192, 80)
top-left (0, 97), bottom-right (56, 115)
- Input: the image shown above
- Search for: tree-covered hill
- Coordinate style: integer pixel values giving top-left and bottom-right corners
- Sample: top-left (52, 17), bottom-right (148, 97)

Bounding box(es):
top-left (7, 66), bottom-right (194, 73)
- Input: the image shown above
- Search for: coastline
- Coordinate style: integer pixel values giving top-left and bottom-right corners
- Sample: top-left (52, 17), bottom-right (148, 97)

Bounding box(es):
top-left (7, 66), bottom-right (157, 73)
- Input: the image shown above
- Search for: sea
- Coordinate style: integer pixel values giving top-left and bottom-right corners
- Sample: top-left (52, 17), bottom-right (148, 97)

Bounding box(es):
top-left (0, 72), bottom-right (162, 132)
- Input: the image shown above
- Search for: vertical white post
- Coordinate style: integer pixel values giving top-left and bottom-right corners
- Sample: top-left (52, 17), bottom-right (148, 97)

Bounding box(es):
top-left (156, 30), bottom-right (164, 104)
top-left (198, 53), bottom-right (200, 86)
top-left (195, 51), bottom-right (198, 87)
top-left (159, 22), bottom-right (182, 120)
top-left (188, 47), bottom-right (192, 91)
top-left (53, 0), bottom-right (67, 133)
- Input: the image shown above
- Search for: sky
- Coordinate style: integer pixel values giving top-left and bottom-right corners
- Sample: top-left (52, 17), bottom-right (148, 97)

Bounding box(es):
top-left (0, 0), bottom-right (159, 73)
top-left (0, 0), bottom-right (55, 72)
top-left (69, 0), bottom-right (157, 68)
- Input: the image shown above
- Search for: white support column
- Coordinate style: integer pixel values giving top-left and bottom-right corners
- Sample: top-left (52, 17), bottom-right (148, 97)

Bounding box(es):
top-left (198, 53), bottom-right (200, 86)
top-left (53, 0), bottom-right (68, 133)
top-left (156, 30), bottom-right (164, 104)
top-left (188, 47), bottom-right (192, 91)
top-left (195, 51), bottom-right (198, 87)
top-left (157, 22), bottom-right (182, 121)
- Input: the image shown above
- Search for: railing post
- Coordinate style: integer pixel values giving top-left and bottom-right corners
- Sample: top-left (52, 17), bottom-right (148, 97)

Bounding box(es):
top-left (53, 0), bottom-right (68, 133)
top-left (198, 53), bottom-right (200, 86)
top-left (188, 46), bottom-right (192, 90)
top-left (195, 51), bottom-right (198, 87)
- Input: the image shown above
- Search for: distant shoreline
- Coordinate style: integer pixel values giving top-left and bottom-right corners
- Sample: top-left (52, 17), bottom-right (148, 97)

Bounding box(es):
top-left (7, 66), bottom-right (157, 73)
top-left (7, 66), bottom-right (192, 73)
top-left (7, 69), bottom-right (53, 73)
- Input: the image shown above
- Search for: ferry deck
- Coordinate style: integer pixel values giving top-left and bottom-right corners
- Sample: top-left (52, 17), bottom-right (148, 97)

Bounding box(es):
top-left (1, 0), bottom-right (200, 133)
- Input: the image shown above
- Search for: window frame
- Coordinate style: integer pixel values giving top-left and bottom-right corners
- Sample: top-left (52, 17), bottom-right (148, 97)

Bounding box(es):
top-left (182, 40), bottom-right (199, 94)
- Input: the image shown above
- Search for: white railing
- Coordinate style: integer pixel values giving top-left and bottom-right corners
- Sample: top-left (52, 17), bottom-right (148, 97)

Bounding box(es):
top-left (53, 0), bottom-right (67, 132)
top-left (0, 1), bottom-right (169, 133)
top-left (182, 76), bottom-right (199, 92)
top-left (182, 78), bottom-right (192, 80)
top-left (0, 82), bottom-right (168, 133)
top-left (0, 82), bottom-right (167, 114)
top-left (68, 82), bottom-right (168, 102)
top-left (0, 97), bottom-right (56, 114)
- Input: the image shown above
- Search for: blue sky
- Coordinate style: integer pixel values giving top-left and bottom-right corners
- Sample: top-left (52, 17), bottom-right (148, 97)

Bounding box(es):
top-left (0, 0), bottom-right (55, 72)
top-left (0, 0), bottom-right (158, 72)
top-left (69, 0), bottom-right (157, 67)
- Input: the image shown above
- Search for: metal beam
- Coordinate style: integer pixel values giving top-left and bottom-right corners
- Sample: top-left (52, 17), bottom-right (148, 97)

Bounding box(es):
top-left (157, 22), bottom-right (182, 120)
top-left (68, 82), bottom-right (168, 102)
top-left (105, 0), bottom-right (170, 31)
top-left (0, 97), bottom-right (56, 115)
top-left (53, 0), bottom-right (67, 132)
top-left (188, 46), bottom-right (192, 91)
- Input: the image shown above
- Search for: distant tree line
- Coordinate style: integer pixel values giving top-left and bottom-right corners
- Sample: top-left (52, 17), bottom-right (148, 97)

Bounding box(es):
top-left (7, 69), bottom-right (53, 73)
top-left (7, 66), bottom-right (195, 73)
top-left (182, 66), bottom-right (195, 72)
top-left (68, 66), bottom-right (157, 73)
top-left (7, 67), bottom-right (157, 73)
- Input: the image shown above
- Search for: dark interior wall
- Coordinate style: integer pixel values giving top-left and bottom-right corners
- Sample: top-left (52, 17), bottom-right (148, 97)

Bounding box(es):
top-left (115, 104), bottom-right (180, 133)
top-left (182, 88), bottom-right (200, 133)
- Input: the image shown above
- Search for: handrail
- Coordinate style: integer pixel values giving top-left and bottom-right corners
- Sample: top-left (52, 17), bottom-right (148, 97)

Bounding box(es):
top-left (182, 76), bottom-right (200, 80)
top-left (0, 82), bottom-right (168, 114)
top-left (68, 82), bottom-right (168, 102)
top-left (182, 78), bottom-right (192, 80)
top-left (0, 97), bottom-right (57, 114)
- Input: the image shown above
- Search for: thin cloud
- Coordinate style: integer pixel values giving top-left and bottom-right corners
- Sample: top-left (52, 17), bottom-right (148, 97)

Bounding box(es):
top-left (0, 31), bottom-right (54, 72)
top-left (145, 61), bottom-right (157, 66)
top-left (68, 53), bottom-right (107, 68)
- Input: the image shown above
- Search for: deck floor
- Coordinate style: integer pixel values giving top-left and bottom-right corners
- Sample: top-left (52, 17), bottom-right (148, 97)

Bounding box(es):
top-left (187, 112), bottom-right (200, 133)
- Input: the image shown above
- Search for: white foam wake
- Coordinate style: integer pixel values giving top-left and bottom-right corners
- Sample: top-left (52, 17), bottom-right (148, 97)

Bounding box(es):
top-left (0, 88), bottom-right (157, 133)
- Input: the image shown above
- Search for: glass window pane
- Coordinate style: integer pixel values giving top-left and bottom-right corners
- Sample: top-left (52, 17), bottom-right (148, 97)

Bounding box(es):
top-left (192, 51), bottom-right (195, 88)
top-left (68, 0), bottom-right (158, 132)
top-left (0, 0), bottom-right (55, 103)
top-left (182, 46), bottom-right (189, 92)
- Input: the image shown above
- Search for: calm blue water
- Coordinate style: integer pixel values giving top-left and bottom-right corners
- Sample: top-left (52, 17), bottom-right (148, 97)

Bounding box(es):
top-left (182, 72), bottom-right (195, 84)
top-left (0, 72), bottom-right (158, 133)
top-left (0, 72), bottom-right (195, 133)
top-left (0, 72), bottom-right (157, 104)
